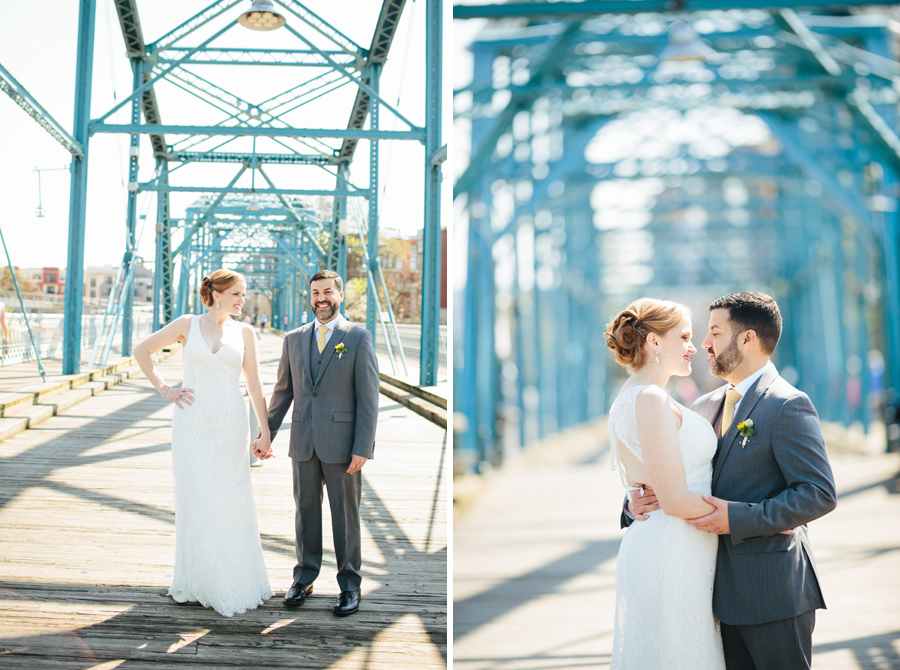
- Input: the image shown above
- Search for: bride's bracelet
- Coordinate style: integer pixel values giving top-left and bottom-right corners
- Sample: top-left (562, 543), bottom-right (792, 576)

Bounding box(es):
top-left (160, 385), bottom-right (170, 397)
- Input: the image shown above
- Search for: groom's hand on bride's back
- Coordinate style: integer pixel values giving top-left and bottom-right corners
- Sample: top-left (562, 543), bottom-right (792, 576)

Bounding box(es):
top-left (629, 486), bottom-right (660, 520)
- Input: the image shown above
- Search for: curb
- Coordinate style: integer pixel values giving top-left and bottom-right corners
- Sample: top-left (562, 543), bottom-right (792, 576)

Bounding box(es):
top-left (380, 377), bottom-right (447, 429)
top-left (0, 346), bottom-right (181, 445)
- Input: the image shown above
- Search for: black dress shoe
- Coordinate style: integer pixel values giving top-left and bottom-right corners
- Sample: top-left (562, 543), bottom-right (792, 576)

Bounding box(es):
top-left (284, 582), bottom-right (313, 607)
top-left (333, 590), bottom-right (360, 617)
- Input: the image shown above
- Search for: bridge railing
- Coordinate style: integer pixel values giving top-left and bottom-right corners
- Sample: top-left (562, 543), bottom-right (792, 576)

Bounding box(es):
top-left (0, 313), bottom-right (154, 367)
top-left (373, 324), bottom-right (448, 373)
top-left (0, 291), bottom-right (107, 311)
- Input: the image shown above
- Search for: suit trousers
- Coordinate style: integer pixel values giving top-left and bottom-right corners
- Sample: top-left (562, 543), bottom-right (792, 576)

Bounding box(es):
top-left (720, 610), bottom-right (815, 670)
top-left (291, 453), bottom-right (362, 592)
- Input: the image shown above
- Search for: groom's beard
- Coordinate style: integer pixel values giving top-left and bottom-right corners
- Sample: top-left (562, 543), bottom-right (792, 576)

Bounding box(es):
top-left (315, 301), bottom-right (338, 321)
top-left (709, 335), bottom-right (742, 377)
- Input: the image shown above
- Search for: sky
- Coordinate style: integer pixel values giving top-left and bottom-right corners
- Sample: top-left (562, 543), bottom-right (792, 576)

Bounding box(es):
top-left (0, 0), bottom-right (452, 270)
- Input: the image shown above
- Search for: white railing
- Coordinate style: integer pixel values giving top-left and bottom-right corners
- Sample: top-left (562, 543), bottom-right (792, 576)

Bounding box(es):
top-left (374, 324), bottom-right (448, 372)
top-left (0, 291), bottom-right (107, 310)
top-left (0, 313), bottom-right (154, 367)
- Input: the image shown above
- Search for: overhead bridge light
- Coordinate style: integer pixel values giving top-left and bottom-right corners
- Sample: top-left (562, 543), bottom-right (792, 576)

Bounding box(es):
top-left (247, 193), bottom-right (264, 211)
top-left (238, 0), bottom-right (286, 31)
top-left (659, 21), bottom-right (716, 63)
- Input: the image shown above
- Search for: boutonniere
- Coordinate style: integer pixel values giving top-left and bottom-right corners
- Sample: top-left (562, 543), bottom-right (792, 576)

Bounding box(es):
top-left (737, 419), bottom-right (755, 448)
top-left (334, 343), bottom-right (347, 359)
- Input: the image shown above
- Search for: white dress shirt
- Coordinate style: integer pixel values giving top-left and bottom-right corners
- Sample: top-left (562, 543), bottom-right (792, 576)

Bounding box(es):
top-left (313, 314), bottom-right (342, 348)
top-left (728, 361), bottom-right (776, 414)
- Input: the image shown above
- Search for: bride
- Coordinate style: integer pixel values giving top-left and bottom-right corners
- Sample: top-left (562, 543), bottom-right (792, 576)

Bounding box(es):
top-left (134, 269), bottom-right (273, 616)
top-left (604, 298), bottom-right (725, 669)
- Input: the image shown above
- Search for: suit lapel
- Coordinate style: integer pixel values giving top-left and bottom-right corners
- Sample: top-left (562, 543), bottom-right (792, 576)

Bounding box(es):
top-left (299, 324), bottom-right (314, 386)
top-left (705, 386), bottom-right (727, 430)
top-left (313, 319), bottom-right (349, 386)
top-left (711, 366), bottom-right (778, 489)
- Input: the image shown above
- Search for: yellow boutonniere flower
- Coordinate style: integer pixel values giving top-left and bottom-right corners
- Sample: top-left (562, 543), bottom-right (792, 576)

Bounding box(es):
top-left (737, 419), bottom-right (755, 448)
top-left (335, 343), bottom-right (348, 359)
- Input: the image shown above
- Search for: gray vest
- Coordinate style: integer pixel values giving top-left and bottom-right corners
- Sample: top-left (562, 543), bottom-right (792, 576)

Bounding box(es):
top-left (310, 325), bottom-right (327, 379)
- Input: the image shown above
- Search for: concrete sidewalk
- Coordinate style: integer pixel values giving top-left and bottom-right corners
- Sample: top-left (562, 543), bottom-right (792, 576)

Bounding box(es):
top-left (453, 424), bottom-right (900, 669)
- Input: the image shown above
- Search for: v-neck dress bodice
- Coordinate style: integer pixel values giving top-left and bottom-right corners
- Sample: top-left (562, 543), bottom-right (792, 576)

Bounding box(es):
top-left (167, 315), bottom-right (271, 616)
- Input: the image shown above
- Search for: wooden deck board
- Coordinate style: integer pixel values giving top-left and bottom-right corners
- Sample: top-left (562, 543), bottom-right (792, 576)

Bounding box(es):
top-left (0, 333), bottom-right (447, 669)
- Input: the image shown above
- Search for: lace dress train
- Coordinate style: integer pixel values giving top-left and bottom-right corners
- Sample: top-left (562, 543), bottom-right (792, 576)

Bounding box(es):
top-left (168, 316), bottom-right (272, 617)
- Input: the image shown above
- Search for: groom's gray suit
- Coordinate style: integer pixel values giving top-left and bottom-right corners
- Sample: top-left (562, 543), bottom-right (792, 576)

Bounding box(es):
top-left (691, 364), bottom-right (837, 667)
top-left (266, 315), bottom-right (379, 591)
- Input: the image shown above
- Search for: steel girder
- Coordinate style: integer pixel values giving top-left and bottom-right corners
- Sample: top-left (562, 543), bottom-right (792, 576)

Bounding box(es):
top-left (61, 0), bottom-right (442, 379)
top-left (63, 0), bottom-right (96, 374)
top-left (454, 1), bottom-right (885, 20)
top-left (0, 61), bottom-right (83, 157)
top-left (455, 5), bottom-right (900, 470)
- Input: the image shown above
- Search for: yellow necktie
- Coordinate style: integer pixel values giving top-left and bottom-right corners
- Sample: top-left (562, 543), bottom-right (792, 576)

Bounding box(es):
top-left (317, 325), bottom-right (329, 353)
top-left (721, 388), bottom-right (742, 437)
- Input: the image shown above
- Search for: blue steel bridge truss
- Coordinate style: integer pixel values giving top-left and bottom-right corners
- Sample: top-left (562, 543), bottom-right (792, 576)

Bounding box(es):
top-left (454, 1), bottom-right (900, 471)
top-left (0, 0), bottom-right (444, 384)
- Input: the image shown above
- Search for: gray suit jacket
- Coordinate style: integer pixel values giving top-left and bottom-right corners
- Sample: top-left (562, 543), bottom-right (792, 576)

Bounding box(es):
top-left (267, 318), bottom-right (379, 463)
top-left (691, 365), bottom-right (837, 625)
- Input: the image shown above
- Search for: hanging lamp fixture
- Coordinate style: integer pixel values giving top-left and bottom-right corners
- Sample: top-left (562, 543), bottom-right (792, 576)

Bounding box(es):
top-left (659, 21), bottom-right (717, 62)
top-left (238, 0), bottom-right (286, 31)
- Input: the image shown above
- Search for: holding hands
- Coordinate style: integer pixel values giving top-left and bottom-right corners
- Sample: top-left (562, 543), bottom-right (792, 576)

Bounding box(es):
top-left (252, 435), bottom-right (275, 460)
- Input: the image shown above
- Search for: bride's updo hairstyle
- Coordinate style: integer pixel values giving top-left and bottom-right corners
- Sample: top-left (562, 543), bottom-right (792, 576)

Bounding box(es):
top-left (200, 269), bottom-right (246, 308)
top-left (604, 298), bottom-right (689, 369)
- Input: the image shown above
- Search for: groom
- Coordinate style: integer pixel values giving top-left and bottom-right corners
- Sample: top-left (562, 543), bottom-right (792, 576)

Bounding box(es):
top-left (254, 270), bottom-right (379, 617)
top-left (627, 292), bottom-right (837, 670)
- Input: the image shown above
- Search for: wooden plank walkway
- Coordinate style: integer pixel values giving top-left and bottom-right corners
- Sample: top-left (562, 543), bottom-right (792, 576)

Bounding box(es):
top-left (0, 332), bottom-right (448, 669)
top-left (453, 422), bottom-right (900, 670)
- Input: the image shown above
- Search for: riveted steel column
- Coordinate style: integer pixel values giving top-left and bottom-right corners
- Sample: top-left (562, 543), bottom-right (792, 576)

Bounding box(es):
top-left (420, 0), bottom-right (443, 386)
top-left (366, 64), bottom-right (381, 342)
top-left (153, 156), bottom-right (172, 330)
top-left (63, 0), bottom-right (97, 374)
top-left (122, 58), bottom-right (143, 355)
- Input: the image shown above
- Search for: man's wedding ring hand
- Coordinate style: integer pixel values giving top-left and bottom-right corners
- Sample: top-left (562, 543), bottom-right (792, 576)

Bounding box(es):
top-left (164, 387), bottom-right (195, 409)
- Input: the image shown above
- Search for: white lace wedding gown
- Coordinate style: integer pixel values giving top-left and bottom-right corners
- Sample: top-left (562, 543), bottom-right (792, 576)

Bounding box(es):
top-left (609, 384), bottom-right (725, 669)
top-left (168, 316), bottom-right (272, 616)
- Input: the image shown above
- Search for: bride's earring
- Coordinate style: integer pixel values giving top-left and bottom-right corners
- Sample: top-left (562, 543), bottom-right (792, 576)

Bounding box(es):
top-left (216, 299), bottom-right (220, 309)
top-left (654, 348), bottom-right (660, 366)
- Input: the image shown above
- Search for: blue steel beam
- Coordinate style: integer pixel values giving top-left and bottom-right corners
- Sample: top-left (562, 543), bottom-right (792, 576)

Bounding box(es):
top-left (158, 47), bottom-right (356, 66)
top-left (147, 0), bottom-right (242, 55)
top-left (173, 167), bottom-right (247, 257)
top-left (255, 166), bottom-right (329, 258)
top-left (277, 0), bottom-right (367, 60)
top-left (453, 0), bottom-right (888, 19)
top-left (63, 0), bottom-right (97, 375)
top-left (122, 57), bottom-right (143, 356)
top-left (138, 185), bottom-right (367, 198)
top-left (170, 151), bottom-right (335, 165)
top-left (112, 0), bottom-right (168, 156)
top-left (284, 23), bottom-right (422, 132)
top-left (366, 64), bottom-right (381, 341)
top-left (95, 20), bottom-right (238, 125)
top-left (337, 0), bottom-right (407, 163)
top-left (454, 21), bottom-right (583, 200)
top-left (90, 123), bottom-right (426, 140)
top-left (0, 61), bottom-right (83, 157)
top-left (420, 0), bottom-right (443, 386)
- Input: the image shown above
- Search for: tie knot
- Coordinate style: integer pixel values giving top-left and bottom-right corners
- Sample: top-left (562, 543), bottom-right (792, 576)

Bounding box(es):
top-left (319, 325), bottom-right (329, 335)
top-left (725, 388), bottom-right (742, 408)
